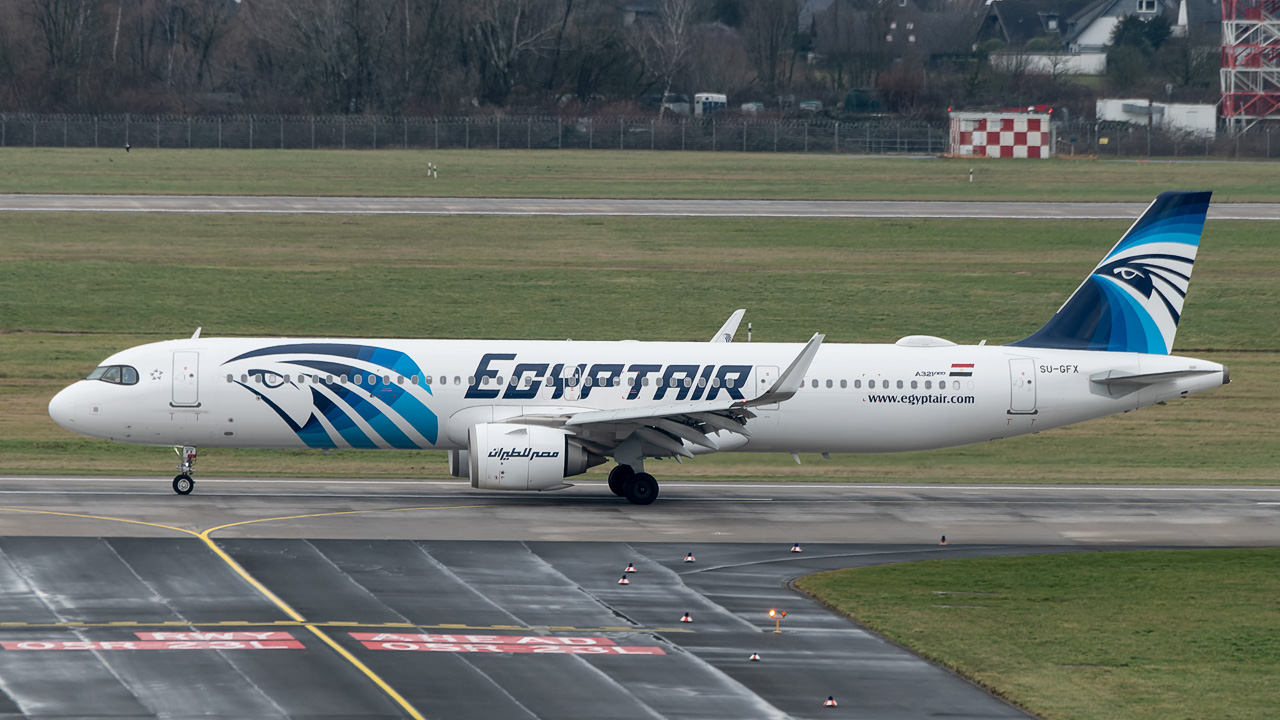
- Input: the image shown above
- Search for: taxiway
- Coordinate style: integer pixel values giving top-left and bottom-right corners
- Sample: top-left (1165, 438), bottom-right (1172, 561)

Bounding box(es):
top-left (0, 478), bottom-right (1274, 719)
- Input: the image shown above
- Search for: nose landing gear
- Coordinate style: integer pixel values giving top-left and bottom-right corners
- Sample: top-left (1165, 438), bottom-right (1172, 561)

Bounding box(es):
top-left (172, 445), bottom-right (197, 495)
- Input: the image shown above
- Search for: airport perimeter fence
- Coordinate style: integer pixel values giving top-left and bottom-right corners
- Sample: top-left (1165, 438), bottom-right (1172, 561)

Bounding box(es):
top-left (0, 113), bottom-right (947, 155)
top-left (2, 113), bottom-right (1278, 158)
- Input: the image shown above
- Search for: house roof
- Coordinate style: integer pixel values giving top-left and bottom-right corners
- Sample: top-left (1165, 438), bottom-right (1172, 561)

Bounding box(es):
top-left (990, 0), bottom-right (1100, 45)
top-left (812, 0), bottom-right (989, 56)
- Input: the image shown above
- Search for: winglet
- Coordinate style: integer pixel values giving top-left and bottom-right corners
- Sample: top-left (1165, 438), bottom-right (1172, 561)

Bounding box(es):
top-left (743, 333), bottom-right (824, 407)
top-left (710, 309), bottom-right (747, 343)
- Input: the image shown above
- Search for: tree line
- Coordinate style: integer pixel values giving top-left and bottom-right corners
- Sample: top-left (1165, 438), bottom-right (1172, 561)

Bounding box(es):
top-left (0, 0), bottom-right (1219, 118)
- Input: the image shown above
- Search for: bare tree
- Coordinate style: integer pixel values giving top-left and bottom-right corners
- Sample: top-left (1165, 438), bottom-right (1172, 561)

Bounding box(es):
top-left (741, 0), bottom-right (799, 95)
top-left (28, 0), bottom-right (108, 108)
top-left (248, 0), bottom-right (400, 113)
top-left (468, 0), bottom-right (559, 107)
top-left (628, 0), bottom-right (696, 117)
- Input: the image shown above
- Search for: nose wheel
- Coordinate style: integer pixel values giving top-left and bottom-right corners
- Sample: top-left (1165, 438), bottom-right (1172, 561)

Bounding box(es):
top-left (172, 445), bottom-right (197, 495)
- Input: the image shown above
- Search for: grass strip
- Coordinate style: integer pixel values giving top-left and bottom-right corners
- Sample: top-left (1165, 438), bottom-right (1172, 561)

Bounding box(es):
top-left (2, 149), bottom-right (1280, 202)
top-left (797, 549), bottom-right (1280, 720)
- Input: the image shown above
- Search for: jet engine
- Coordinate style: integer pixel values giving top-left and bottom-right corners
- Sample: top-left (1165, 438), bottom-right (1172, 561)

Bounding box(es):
top-left (467, 423), bottom-right (605, 491)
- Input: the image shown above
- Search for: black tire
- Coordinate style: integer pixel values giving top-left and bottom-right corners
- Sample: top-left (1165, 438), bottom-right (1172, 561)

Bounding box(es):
top-left (608, 465), bottom-right (635, 496)
top-left (173, 474), bottom-right (194, 495)
top-left (624, 473), bottom-right (659, 505)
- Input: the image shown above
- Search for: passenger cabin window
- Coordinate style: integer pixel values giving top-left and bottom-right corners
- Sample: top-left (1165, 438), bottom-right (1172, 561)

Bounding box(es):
top-left (87, 365), bottom-right (139, 386)
top-left (840, 380), bottom-right (847, 389)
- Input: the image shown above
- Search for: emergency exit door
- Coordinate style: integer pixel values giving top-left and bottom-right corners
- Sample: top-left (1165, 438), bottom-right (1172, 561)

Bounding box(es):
top-left (172, 352), bottom-right (200, 407)
top-left (1008, 358), bottom-right (1037, 414)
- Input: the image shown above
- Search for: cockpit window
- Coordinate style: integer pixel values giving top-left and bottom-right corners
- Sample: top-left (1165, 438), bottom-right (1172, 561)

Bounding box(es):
top-left (87, 365), bottom-right (139, 386)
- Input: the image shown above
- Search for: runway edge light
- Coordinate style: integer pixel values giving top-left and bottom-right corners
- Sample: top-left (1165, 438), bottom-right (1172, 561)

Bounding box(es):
top-left (680, 612), bottom-right (692, 623)
top-left (749, 652), bottom-right (761, 661)
top-left (940, 535), bottom-right (948, 546)
top-left (684, 552), bottom-right (695, 563)
top-left (624, 563), bottom-right (636, 573)
top-left (618, 575), bottom-right (630, 585)
top-left (824, 696), bottom-right (838, 707)
top-left (791, 543), bottom-right (802, 553)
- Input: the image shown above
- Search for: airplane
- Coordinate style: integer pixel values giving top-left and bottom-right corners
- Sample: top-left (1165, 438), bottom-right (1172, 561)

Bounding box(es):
top-left (48, 191), bottom-right (1228, 504)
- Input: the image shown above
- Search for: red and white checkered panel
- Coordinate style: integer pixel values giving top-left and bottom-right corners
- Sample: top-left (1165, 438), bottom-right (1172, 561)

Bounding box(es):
top-left (951, 114), bottom-right (1051, 158)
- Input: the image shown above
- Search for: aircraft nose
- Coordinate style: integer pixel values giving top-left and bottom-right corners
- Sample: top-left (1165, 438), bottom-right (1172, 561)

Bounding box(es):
top-left (48, 384), bottom-right (80, 431)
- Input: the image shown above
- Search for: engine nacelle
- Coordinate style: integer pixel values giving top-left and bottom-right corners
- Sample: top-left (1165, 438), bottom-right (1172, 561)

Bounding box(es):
top-left (468, 423), bottom-right (605, 491)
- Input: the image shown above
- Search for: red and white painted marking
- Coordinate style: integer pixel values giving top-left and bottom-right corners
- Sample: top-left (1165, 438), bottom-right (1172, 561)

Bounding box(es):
top-left (3, 640), bottom-right (302, 651)
top-left (1, 631), bottom-right (303, 651)
top-left (350, 633), bottom-right (665, 656)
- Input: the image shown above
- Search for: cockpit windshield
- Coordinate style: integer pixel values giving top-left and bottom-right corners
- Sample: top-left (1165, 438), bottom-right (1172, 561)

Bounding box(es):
top-left (86, 365), bottom-right (139, 385)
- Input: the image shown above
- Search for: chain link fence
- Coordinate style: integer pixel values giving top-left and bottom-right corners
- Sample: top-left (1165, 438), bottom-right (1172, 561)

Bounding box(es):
top-left (2, 113), bottom-right (1276, 158)
top-left (0, 114), bottom-right (948, 154)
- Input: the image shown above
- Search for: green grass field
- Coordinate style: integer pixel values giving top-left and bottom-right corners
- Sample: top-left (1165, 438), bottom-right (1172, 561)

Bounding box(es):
top-left (3, 148), bottom-right (1280, 201)
top-left (797, 550), bottom-right (1280, 720)
top-left (1, 210), bottom-right (1275, 480)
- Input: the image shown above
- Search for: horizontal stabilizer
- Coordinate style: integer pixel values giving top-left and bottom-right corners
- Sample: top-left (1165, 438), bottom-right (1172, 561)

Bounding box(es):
top-left (1090, 368), bottom-right (1219, 388)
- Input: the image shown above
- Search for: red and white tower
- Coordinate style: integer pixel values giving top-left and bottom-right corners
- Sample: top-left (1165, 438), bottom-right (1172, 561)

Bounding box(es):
top-left (1221, 0), bottom-right (1280, 132)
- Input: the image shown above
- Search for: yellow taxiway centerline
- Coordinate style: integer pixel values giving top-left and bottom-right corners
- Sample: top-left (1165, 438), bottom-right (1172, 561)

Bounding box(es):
top-left (0, 504), bottom-right (513, 720)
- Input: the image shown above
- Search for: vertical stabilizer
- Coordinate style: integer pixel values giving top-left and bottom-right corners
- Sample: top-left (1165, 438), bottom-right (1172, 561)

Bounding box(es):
top-left (1010, 191), bottom-right (1211, 354)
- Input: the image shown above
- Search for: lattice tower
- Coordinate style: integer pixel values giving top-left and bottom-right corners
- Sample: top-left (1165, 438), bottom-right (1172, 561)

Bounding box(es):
top-left (1221, 0), bottom-right (1280, 132)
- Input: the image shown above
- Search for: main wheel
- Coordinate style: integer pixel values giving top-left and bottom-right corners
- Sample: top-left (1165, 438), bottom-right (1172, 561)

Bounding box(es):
top-left (608, 465), bottom-right (635, 496)
top-left (173, 474), bottom-right (194, 495)
top-left (624, 473), bottom-right (659, 505)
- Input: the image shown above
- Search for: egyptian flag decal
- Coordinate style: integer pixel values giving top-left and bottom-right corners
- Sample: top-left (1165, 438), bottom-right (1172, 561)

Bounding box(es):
top-left (949, 363), bottom-right (974, 377)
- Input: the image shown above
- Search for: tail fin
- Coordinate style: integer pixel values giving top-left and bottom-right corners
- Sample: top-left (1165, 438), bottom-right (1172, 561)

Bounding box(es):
top-left (1009, 191), bottom-right (1211, 354)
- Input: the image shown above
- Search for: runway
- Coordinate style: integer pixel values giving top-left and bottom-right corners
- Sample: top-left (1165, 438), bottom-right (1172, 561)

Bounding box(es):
top-left (0, 478), bottom-right (1275, 719)
top-left (3, 193), bottom-right (1280, 219)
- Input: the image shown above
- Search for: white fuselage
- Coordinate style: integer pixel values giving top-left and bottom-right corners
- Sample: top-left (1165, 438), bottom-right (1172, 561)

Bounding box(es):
top-left (48, 337), bottom-right (1227, 455)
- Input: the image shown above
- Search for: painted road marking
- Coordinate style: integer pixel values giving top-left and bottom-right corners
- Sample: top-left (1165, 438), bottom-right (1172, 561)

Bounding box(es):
top-left (0, 620), bottom-right (689, 632)
top-left (0, 505), bottom-right (495, 720)
top-left (351, 633), bottom-right (616, 645)
top-left (2, 640), bottom-right (303, 650)
top-left (361, 641), bottom-right (665, 655)
top-left (135, 631), bottom-right (295, 641)
top-left (351, 632), bottom-right (665, 655)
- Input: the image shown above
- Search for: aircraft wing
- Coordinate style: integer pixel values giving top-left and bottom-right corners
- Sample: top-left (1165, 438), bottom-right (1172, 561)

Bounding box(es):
top-left (506, 333), bottom-right (823, 459)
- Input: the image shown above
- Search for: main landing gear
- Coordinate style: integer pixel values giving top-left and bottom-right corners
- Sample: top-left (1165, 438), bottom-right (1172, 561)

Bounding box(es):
top-left (607, 465), bottom-right (659, 506)
top-left (172, 445), bottom-right (197, 495)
